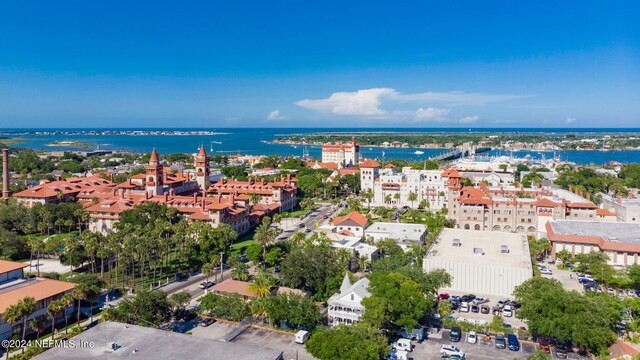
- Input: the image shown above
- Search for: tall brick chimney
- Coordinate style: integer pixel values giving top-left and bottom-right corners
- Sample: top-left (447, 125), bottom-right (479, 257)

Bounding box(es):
top-left (2, 148), bottom-right (9, 200)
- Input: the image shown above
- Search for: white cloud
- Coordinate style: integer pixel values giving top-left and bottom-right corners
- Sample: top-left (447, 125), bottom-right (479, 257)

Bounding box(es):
top-left (565, 117), bottom-right (576, 124)
top-left (459, 115), bottom-right (479, 123)
top-left (415, 107), bottom-right (450, 121)
top-left (295, 88), bottom-right (526, 118)
top-left (267, 110), bottom-right (286, 120)
top-left (295, 88), bottom-right (395, 115)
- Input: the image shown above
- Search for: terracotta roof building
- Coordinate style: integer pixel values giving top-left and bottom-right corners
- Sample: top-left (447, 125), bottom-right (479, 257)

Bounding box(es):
top-left (332, 211), bottom-right (369, 237)
top-left (0, 260), bottom-right (76, 341)
top-left (210, 279), bottom-right (260, 300)
top-left (547, 221), bottom-right (640, 267)
top-left (207, 174), bottom-right (297, 213)
top-left (321, 137), bottom-right (360, 168)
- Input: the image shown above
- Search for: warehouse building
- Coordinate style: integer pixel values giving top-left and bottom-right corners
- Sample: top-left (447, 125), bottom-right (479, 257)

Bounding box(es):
top-left (33, 321), bottom-right (284, 360)
top-left (423, 228), bottom-right (533, 297)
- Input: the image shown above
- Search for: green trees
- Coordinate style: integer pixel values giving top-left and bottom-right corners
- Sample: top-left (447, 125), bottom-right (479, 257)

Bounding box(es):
top-left (361, 272), bottom-right (430, 331)
top-left (199, 293), bottom-right (250, 321)
top-left (230, 262), bottom-right (250, 281)
top-left (169, 290), bottom-right (191, 312)
top-left (17, 297), bottom-right (36, 341)
top-left (245, 243), bottom-right (263, 263)
top-left (361, 188), bottom-right (374, 210)
top-left (112, 290), bottom-right (173, 327)
top-left (514, 277), bottom-right (618, 353)
top-left (259, 294), bottom-right (321, 330)
top-left (281, 246), bottom-right (343, 301)
top-left (305, 324), bottom-right (389, 360)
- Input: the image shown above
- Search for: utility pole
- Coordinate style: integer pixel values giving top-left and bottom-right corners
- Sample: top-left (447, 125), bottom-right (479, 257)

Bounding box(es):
top-left (219, 251), bottom-right (224, 282)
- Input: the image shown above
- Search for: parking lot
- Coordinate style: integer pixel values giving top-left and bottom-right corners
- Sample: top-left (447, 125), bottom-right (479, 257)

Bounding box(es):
top-left (190, 321), bottom-right (313, 360)
top-left (414, 329), bottom-right (587, 359)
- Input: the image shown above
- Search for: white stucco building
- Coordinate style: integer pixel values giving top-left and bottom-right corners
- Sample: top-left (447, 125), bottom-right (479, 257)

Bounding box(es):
top-left (360, 160), bottom-right (450, 210)
top-left (321, 137), bottom-right (360, 167)
top-left (423, 228), bottom-right (533, 297)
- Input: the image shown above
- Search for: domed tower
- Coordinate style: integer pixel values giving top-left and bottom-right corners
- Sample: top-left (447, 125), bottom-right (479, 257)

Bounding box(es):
top-left (145, 148), bottom-right (164, 196)
top-left (195, 145), bottom-right (210, 191)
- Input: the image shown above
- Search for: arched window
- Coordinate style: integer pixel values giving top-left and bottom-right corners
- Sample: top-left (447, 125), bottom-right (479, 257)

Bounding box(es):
top-left (464, 224), bottom-right (470, 230)
top-left (474, 224), bottom-right (481, 230)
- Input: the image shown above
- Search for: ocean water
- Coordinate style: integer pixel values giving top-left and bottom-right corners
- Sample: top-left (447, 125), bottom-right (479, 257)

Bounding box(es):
top-left (1, 128), bottom-right (639, 165)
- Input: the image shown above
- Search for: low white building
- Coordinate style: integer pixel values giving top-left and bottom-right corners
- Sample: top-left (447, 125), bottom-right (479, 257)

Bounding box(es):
top-left (365, 222), bottom-right (427, 251)
top-left (332, 211), bottom-right (368, 238)
top-left (327, 273), bottom-right (370, 327)
top-left (423, 228), bottom-right (533, 297)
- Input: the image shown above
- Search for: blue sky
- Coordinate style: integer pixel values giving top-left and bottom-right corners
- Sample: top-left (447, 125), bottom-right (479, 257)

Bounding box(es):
top-left (0, 1), bottom-right (639, 128)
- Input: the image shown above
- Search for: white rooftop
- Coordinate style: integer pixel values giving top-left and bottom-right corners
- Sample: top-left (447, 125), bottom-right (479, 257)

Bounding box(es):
top-left (550, 221), bottom-right (640, 244)
top-left (426, 228), bottom-right (532, 270)
top-left (366, 222), bottom-right (427, 243)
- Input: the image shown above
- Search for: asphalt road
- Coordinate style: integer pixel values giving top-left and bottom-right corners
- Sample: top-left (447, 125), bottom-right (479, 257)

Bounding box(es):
top-left (278, 201), bottom-right (345, 241)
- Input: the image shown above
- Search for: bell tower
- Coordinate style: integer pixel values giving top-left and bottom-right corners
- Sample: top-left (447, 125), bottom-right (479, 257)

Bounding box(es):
top-left (195, 145), bottom-right (210, 191)
top-left (146, 148), bottom-right (164, 196)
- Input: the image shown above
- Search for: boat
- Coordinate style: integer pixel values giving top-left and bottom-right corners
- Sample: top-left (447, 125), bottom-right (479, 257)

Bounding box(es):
top-left (414, 150), bottom-right (424, 155)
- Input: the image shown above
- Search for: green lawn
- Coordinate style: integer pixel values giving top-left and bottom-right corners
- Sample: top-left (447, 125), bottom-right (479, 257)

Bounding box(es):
top-left (230, 231), bottom-right (256, 256)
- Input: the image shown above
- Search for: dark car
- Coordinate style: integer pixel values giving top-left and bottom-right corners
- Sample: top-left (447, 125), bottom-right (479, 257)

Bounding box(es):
top-left (176, 310), bottom-right (197, 322)
top-left (461, 294), bottom-right (476, 302)
top-left (273, 264), bottom-right (281, 273)
top-left (495, 335), bottom-right (506, 349)
top-left (507, 334), bottom-right (520, 351)
top-left (199, 318), bottom-right (216, 327)
top-left (471, 304), bottom-right (479, 313)
top-left (555, 345), bottom-right (568, 358)
top-left (450, 327), bottom-right (461, 342)
top-left (480, 305), bottom-right (490, 314)
top-left (238, 254), bottom-right (248, 263)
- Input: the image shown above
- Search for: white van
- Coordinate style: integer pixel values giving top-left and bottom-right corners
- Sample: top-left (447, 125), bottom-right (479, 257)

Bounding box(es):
top-left (295, 330), bottom-right (309, 344)
top-left (393, 338), bottom-right (413, 352)
top-left (502, 305), bottom-right (513, 317)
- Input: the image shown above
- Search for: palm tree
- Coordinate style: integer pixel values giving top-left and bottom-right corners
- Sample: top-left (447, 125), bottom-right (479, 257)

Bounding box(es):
top-left (230, 263), bottom-right (250, 281)
top-left (72, 286), bottom-right (88, 325)
top-left (384, 194), bottom-right (392, 207)
top-left (247, 275), bottom-right (273, 298)
top-left (346, 198), bottom-right (361, 212)
top-left (407, 192), bottom-right (417, 208)
top-left (393, 193), bottom-right (400, 206)
top-left (249, 298), bottom-right (269, 324)
top-left (361, 188), bottom-right (374, 211)
top-left (29, 315), bottom-right (47, 339)
top-left (254, 223), bottom-right (276, 260)
top-left (357, 255), bottom-right (370, 273)
top-left (290, 232), bottom-right (306, 247)
top-left (2, 304), bottom-right (20, 359)
top-left (201, 262), bottom-right (214, 284)
top-left (61, 293), bottom-right (74, 334)
top-left (249, 193), bottom-right (263, 205)
top-left (418, 199), bottom-right (429, 210)
top-left (17, 296), bottom-right (36, 342)
top-left (47, 300), bottom-right (64, 340)
top-left (337, 249), bottom-right (352, 270)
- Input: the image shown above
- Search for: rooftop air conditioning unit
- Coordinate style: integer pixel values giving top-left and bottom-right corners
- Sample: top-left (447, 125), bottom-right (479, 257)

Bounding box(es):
top-left (473, 247), bottom-right (484, 256)
top-left (501, 245), bottom-right (510, 253)
top-left (452, 238), bottom-right (461, 247)
top-left (106, 342), bottom-right (121, 352)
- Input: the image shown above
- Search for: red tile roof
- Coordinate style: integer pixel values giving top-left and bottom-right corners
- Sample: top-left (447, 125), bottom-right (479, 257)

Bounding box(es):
top-left (596, 208), bottom-right (616, 216)
top-left (211, 279), bottom-right (255, 298)
top-left (0, 278), bottom-right (76, 313)
top-left (149, 148), bottom-right (159, 163)
top-left (441, 169), bottom-right (461, 178)
top-left (332, 211), bottom-right (368, 227)
top-left (359, 159), bottom-right (380, 168)
top-left (0, 260), bottom-right (28, 274)
top-left (533, 198), bottom-right (560, 207)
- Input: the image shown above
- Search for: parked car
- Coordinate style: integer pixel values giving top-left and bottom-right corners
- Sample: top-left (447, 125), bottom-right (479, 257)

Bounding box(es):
top-left (449, 327), bottom-right (462, 342)
top-left (467, 331), bottom-right (477, 344)
top-left (495, 335), bottom-right (506, 349)
top-left (437, 293), bottom-right (450, 301)
top-left (450, 295), bottom-right (461, 302)
top-left (507, 334), bottom-right (520, 351)
top-left (502, 305), bottom-right (513, 317)
top-left (393, 338), bottom-right (413, 352)
top-left (177, 310), bottom-right (197, 322)
top-left (199, 281), bottom-right (215, 289)
top-left (555, 345), bottom-right (568, 358)
top-left (480, 305), bottom-right (490, 314)
top-left (471, 304), bottom-right (479, 313)
top-left (539, 267), bottom-right (553, 275)
top-left (472, 297), bottom-right (489, 305)
top-left (440, 345), bottom-right (465, 357)
top-left (199, 318), bottom-right (216, 327)
top-left (295, 330), bottom-right (310, 344)
top-left (539, 339), bottom-right (550, 353)
top-left (460, 302), bottom-right (470, 313)
top-left (461, 294), bottom-right (476, 302)
top-left (273, 264), bottom-right (281, 273)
